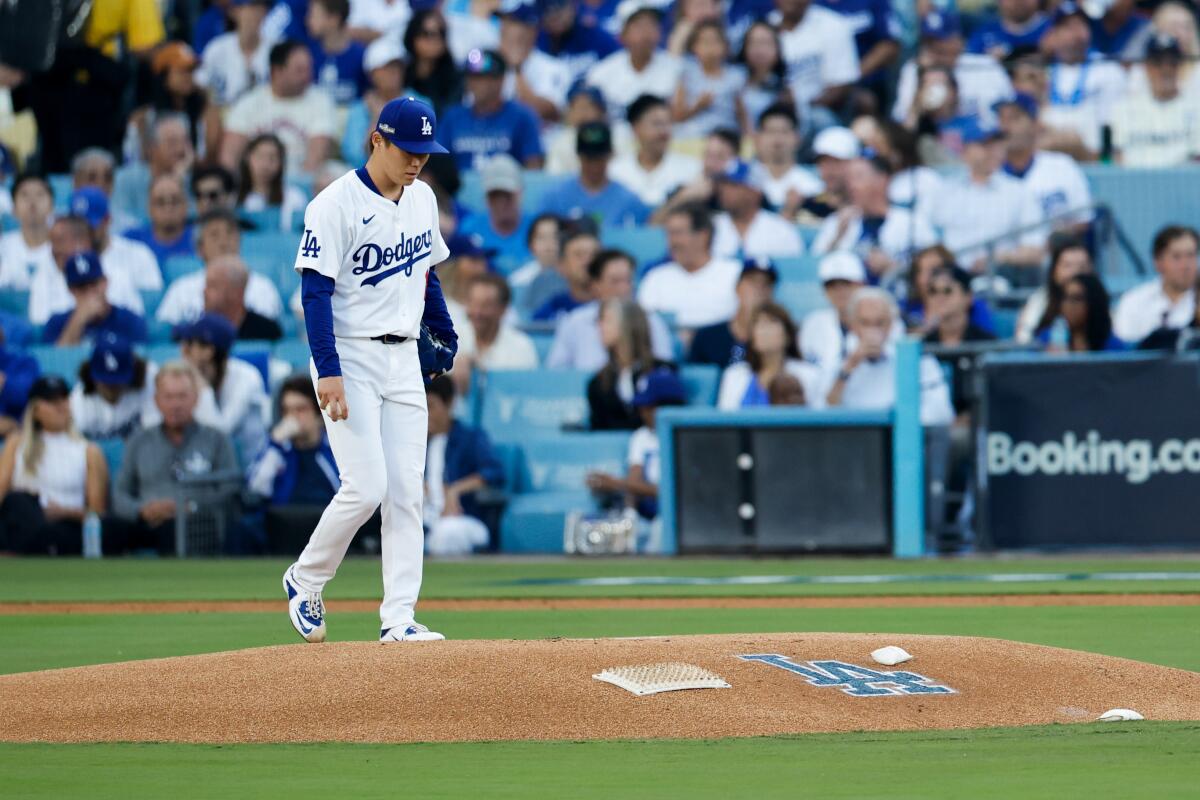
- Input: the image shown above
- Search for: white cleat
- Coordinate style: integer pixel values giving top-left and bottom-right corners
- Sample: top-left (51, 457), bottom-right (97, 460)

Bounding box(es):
top-left (283, 566), bottom-right (327, 643)
top-left (380, 622), bottom-right (445, 643)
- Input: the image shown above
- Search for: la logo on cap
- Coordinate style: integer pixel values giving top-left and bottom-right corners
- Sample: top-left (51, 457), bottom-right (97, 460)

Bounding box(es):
top-left (104, 352), bottom-right (119, 372)
top-left (421, 116), bottom-right (432, 136)
top-left (74, 255), bottom-right (88, 274)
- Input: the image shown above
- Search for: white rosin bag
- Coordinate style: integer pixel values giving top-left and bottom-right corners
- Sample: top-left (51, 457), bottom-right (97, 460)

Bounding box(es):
top-left (426, 515), bottom-right (490, 556)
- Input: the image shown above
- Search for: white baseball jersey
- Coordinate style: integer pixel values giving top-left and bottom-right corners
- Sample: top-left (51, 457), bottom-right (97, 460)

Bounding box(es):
top-left (295, 171), bottom-right (450, 339)
top-left (1007, 151), bottom-right (1093, 224)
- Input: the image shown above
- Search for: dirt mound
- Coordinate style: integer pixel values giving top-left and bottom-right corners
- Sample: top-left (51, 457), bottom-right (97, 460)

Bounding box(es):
top-left (2, 633), bottom-right (1198, 743)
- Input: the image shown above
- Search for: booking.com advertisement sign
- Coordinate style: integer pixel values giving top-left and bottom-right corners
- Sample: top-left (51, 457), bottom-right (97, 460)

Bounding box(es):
top-left (981, 354), bottom-right (1200, 549)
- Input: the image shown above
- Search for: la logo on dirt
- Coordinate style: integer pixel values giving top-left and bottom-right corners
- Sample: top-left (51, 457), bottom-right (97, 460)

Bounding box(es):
top-left (739, 655), bottom-right (957, 697)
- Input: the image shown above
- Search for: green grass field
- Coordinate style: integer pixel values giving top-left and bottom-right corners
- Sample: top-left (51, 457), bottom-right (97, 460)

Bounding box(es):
top-left (1, 556), bottom-right (1198, 798)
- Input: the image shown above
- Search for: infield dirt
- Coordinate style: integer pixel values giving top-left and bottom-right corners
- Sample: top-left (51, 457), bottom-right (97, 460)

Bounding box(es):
top-left (3, 633), bottom-right (1199, 743)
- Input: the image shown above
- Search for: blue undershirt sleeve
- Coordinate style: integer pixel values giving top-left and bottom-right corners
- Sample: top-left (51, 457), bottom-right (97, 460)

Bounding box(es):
top-left (422, 269), bottom-right (457, 353)
top-left (301, 269), bottom-right (341, 378)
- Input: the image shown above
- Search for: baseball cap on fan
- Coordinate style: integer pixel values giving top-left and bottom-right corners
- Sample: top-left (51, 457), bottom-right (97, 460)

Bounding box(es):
top-left (90, 334), bottom-right (136, 386)
top-left (65, 251), bottom-right (105, 288)
top-left (812, 127), bottom-right (860, 161)
top-left (375, 97), bottom-right (449, 154)
top-left (818, 251), bottom-right (867, 284)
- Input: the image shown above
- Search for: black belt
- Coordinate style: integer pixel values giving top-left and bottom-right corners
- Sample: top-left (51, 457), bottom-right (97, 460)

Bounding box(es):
top-left (370, 334), bottom-right (410, 344)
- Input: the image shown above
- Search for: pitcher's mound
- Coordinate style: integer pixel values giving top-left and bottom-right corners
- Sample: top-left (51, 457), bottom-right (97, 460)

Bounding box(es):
top-left (3, 633), bottom-right (1198, 743)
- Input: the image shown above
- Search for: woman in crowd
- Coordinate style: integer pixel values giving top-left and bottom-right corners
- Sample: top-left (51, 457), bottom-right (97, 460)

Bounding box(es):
top-left (0, 376), bottom-right (108, 555)
top-left (70, 335), bottom-right (159, 440)
top-left (403, 9), bottom-right (463, 113)
top-left (1035, 273), bottom-right (1124, 352)
top-left (854, 115), bottom-right (943, 221)
top-left (510, 214), bottom-right (568, 320)
top-left (737, 20), bottom-right (792, 134)
top-left (176, 313), bottom-right (269, 461)
top-left (673, 20), bottom-right (747, 141)
top-left (588, 299), bottom-right (673, 430)
top-left (922, 266), bottom-right (997, 419)
top-left (907, 66), bottom-right (970, 164)
top-left (902, 245), bottom-right (996, 334)
top-left (1141, 273), bottom-right (1200, 351)
top-left (237, 133), bottom-right (308, 232)
top-left (1016, 237), bottom-right (1095, 343)
top-left (146, 41), bottom-right (213, 157)
top-left (666, 0), bottom-right (723, 55)
top-left (717, 302), bottom-right (818, 409)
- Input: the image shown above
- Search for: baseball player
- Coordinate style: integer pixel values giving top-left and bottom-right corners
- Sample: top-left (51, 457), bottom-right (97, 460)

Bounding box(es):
top-left (283, 97), bottom-right (457, 644)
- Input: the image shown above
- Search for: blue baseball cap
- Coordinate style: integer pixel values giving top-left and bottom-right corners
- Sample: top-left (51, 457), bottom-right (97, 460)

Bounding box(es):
top-left (447, 232), bottom-right (497, 261)
top-left (64, 251), bottom-right (105, 288)
top-left (69, 187), bottom-right (110, 227)
top-left (993, 92), bottom-right (1039, 120)
top-left (375, 96), bottom-right (449, 155)
top-left (632, 368), bottom-right (686, 409)
top-left (90, 334), bottom-right (135, 386)
top-left (959, 117), bottom-right (1002, 145)
top-left (174, 312), bottom-right (237, 353)
top-left (920, 10), bottom-right (962, 40)
top-left (567, 82), bottom-right (605, 109)
top-left (1051, 1), bottom-right (1088, 26)
top-left (740, 256), bottom-right (778, 284)
top-left (717, 159), bottom-right (761, 191)
top-left (500, 1), bottom-right (540, 25)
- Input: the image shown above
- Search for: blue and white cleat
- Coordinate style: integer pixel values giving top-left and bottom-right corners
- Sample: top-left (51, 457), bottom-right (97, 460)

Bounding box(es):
top-left (380, 622), bottom-right (445, 643)
top-left (283, 565), bottom-right (326, 643)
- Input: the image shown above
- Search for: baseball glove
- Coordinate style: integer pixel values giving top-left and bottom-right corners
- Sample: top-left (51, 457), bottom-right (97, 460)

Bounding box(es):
top-left (417, 324), bottom-right (456, 383)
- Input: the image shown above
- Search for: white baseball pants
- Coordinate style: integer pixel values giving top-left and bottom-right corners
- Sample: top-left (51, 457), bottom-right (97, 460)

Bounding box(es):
top-left (293, 336), bottom-right (427, 631)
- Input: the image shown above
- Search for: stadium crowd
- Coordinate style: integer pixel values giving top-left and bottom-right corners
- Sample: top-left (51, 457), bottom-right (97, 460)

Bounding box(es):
top-left (0, 0), bottom-right (1199, 555)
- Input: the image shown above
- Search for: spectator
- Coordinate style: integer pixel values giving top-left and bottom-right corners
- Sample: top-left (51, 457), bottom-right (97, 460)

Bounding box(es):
top-left (538, 0), bottom-right (622, 85)
top-left (540, 122), bottom-right (650, 227)
top-left (0, 338), bottom-right (39, 437)
top-left (672, 20), bottom-right (747, 140)
top-left (0, 146), bottom-right (10, 217)
top-left (653, 128), bottom-right (742, 220)
top-left (588, 299), bottom-right (673, 430)
top-left (995, 93), bottom-right (1093, 232)
top-left (667, 0), bottom-right (725, 56)
top-left (637, 203), bottom-right (742, 329)
top-left (70, 148), bottom-right (118, 205)
top-left (455, 273), bottom-right (539, 389)
top-left (823, 287), bottom-right (953, 426)
top-left (900, 244), bottom-right (996, 335)
top-left (907, 66), bottom-right (975, 162)
top-left (0, 174), bottom-right (55, 291)
top-left (438, 49), bottom-right (544, 171)
top-left (446, 0), bottom-right (503, 63)
top-left (1005, 53), bottom-right (1094, 161)
top-left (341, 37), bottom-right (430, 164)
top-left (458, 155), bottom-right (532, 276)
top-left (145, 42), bottom-right (211, 155)
top-left (1091, 0), bottom-right (1150, 60)
top-left (125, 174), bottom-right (196, 268)
top-left (585, 2), bottom-right (682, 121)
top-left (752, 103), bottom-right (822, 219)
top-left (247, 375), bottom-right (340, 553)
top-left (892, 12), bottom-right (1013, 129)
top-left (1113, 225), bottom-right (1198, 343)
top-left (176, 312), bottom-right (270, 460)
top-left (689, 258), bottom-right (777, 368)
top-left (1111, 35), bottom-right (1200, 168)
top-left (498, 3), bottom-right (572, 124)
top-left (545, 85), bottom-right (625, 176)
top-left (812, 154), bottom-right (935, 280)
top-left (0, 376), bottom-right (107, 555)
top-left (717, 301), bottom-right (819, 409)
top-left (403, 9), bottom-right (465, 113)
top-left (70, 187), bottom-right (163, 293)
top-left (802, 252), bottom-right (862, 366)
top-left (203, 255), bottom-right (284, 341)
top-left (801, 126), bottom-right (859, 221)
top-left (923, 265), bottom-right (997, 348)
top-left (533, 227), bottom-right (602, 322)
top-left (773, 0), bottom-right (860, 109)
top-left (347, 0), bottom-right (413, 43)
top-left (1035, 273), bottom-right (1123, 352)
top-left (156, 210), bottom-right (285, 324)
top-left (30, 215), bottom-right (144, 326)
top-left (70, 335), bottom-right (159, 440)
top-left (236, 133), bottom-right (309, 231)
top-left (967, 0), bottom-right (1050, 60)
top-left (112, 113), bottom-right (196, 225)
top-left (819, 0), bottom-right (900, 108)
top-left (438, 234), bottom-right (496, 338)
top-left (609, 95), bottom-right (702, 208)
top-left (851, 115), bottom-right (942, 222)
top-left (737, 21), bottom-right (795, 135)
top-left (221, 40), bottom-right (339, 177)
top-left (1016, 236), bottom-right (1095, 343)
top-left (547, 249), bottom-right (674, 370)
top-left (191, 165), bottom-right (242, 222)
top-left (1132, 2), bottom-right (1200, 99)
top-left (927, 120), bottom-right (1044, 275)
top-left (511, 214), bottom-right (568, 318)
top-left (1141, 275), bottom-right (1200, 351)
top-left (422, 375), bottom-right (504, 556)
top-left (196, 0), bottom-right (274, 108)
top-left (111, 361), bottom-right (241, 555)
top-left (1040, 2), bottom-right (1127, 157)
top-left (585, 367), bottom-right (686, 520)
top-left (306, 0), bottom-right (368, 108)
top-left (42, 252), bottom-right (148, 346)
top-left (712, 160), bottom-right (805, 260)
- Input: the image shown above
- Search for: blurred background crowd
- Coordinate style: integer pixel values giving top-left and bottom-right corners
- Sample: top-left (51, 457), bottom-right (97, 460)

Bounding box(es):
top-left (0, 0), bottom-right (1198, 557)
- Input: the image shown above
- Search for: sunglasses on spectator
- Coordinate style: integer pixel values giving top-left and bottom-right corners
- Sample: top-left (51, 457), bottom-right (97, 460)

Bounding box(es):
top-left (928, 284), bottom-right (958, 296)
top-left (195, 189), bottom-right (225, 202)
top-left (1062, 292), bottom-right (1087, 304)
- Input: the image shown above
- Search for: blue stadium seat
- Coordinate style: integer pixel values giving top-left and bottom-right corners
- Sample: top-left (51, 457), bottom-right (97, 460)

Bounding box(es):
top-left (0, 213), bottom-right (16, 232)
top-left (28, 343), bottom-right (90, 385)
top-left (231, 342), bottom-right (272, 390)
top-left (241, 208), bottom-right (282, 232)
top-left (500, 490), bottom-right (600, 552)
top-left (514, 432), bottom-right (630, 493)
top-left (243, 230), bottom-right (299, 263)
top-left (490, 441), bottom-right (523, 493)
top-left (776, 281), bottom-right (827, 321)
top-left (95, 437), bottom-right (125, 476)
top-left (459, 169), bottom-right (555, 213)
top-left (144, 342), bottom-right (180, 365)
top-left (49, 174), bottom-right (72, 211)
top-left (774, 255), bottom-right (820, 283)
top-left (1084, 165), bottom-right (1200, 278)
top-left (139, 289), bottom-right (164, 318)
top-left (528, 329), bottom-right (555, 364)
top-left (273, 338), bottom-right (311, 374)
top-left (163, 255), bottom-right (203, 284)
top-left (147, 319), bottom-right (174, 344)
top-left (477, 369), bottom-right (590, 440)
top-left (797, 225), bottom-right (822, 248)
top-left (0, 289), bottom-right (29, 317)
top-left (680, 364), bottom-right (719, 406)
top-left (602, 225), bottom-right (667, 268)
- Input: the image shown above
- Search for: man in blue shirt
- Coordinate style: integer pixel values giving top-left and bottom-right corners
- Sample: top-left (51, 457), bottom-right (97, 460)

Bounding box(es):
top-left (967, 0), bottom-right (1050, 59)
top-left (818, 0), bottom-right (901, 89)
top-left (539, 122), bottom-right (650, 228)
top-left (0, 338), bottom-right (39, 437)
top-left (306, 0), bottom-right (368, 107)
top-left (1090, 0), bottom-right (1149, 59)
top-left (538, 0), bottom-right (621, 84)
top-left (438, 48), bottom-right (545, 171)
top-left (124, 175), bottom-right (195, 268)
top-left (42, 252), bottom-right (148, 346)
top-left (457, 154), bottom-right (533, 275)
